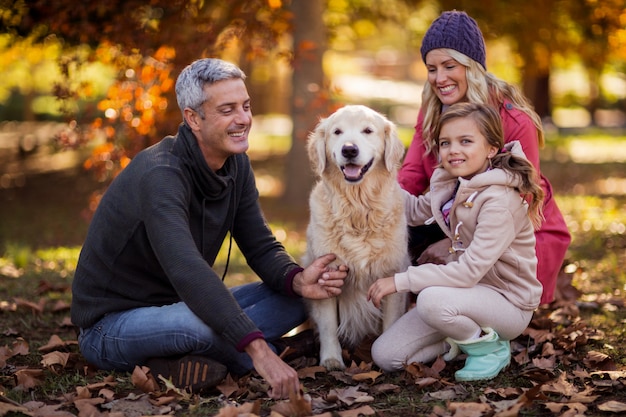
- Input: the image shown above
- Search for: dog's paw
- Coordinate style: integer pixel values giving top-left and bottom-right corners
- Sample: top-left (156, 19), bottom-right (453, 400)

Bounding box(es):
top-left (321, 357), bottom-right (346, 371)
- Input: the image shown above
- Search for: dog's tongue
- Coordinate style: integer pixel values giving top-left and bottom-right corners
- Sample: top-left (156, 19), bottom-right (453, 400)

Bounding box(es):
top-left (343, 164), bottom-right (362, 180)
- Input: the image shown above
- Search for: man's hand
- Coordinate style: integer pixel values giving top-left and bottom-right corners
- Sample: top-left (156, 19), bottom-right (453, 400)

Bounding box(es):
top-left (367, 276), bottom-right (397, 308)
top-left (416, 238), bottom-right (452, 265)
top-left (293, 253), bottom-right (348, 299)
top-left (245, 339), bottom-right (300, 399)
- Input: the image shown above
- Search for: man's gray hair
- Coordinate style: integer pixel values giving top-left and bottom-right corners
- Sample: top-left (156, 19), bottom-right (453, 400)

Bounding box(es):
top-left (175, 58), bottom-right (246, 118)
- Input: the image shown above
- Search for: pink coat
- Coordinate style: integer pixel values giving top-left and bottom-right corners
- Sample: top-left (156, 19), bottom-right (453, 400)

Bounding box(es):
top-left (398, 101), bottom-right (571, 304)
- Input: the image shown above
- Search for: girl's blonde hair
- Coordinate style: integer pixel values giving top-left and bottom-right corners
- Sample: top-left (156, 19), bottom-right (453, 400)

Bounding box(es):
top-left (421, 49), bottom-right (544, 155)
top-left (436, 102), bottom-right (545, 229)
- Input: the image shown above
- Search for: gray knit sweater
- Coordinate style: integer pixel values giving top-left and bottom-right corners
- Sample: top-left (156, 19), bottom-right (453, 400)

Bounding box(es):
top-left (71, 123), bottom-right (301, 348)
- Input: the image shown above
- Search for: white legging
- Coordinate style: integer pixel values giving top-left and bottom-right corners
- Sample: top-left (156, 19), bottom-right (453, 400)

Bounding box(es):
top-left (371, 285), bottom-right (534, 372)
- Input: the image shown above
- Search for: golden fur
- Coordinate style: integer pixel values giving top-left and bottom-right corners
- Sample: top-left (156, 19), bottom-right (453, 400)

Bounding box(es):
top-left (303, 105), bottom-right (410, 370)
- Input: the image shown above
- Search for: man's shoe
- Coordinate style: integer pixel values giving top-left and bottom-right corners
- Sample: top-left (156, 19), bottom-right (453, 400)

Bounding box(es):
top-left (146, 355), bottom-right (227, 392)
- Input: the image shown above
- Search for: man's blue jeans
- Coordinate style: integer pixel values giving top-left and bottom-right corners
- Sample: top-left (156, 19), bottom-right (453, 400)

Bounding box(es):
top-left (78, 282), bottom-right (307, 375)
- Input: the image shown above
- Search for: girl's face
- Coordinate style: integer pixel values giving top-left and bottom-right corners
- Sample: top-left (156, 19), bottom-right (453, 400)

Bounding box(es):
top-left (438, 117), bottom-right (497, 180)
top-left (425, 49), bottom-right (468, 106)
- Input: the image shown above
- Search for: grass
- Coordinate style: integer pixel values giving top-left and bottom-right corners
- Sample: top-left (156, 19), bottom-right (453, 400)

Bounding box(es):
top-left (1, 132), bottom-right (626, 416)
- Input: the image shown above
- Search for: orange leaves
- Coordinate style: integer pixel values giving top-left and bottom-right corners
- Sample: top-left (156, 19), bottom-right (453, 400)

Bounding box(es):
top-left (38, 334), bottom-right (78, 353)
top-left (131, 365), bottom-right (161, 393)
top-left (86, 45), bottom-right (176, 183)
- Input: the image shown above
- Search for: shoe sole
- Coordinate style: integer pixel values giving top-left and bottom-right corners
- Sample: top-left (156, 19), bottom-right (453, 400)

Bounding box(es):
top-left (148, 355), bottom-right (227, 392)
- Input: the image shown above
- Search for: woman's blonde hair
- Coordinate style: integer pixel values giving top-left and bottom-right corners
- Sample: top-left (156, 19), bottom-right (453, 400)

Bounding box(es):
top-left (436, 102), bottom-right (545, 229)
top-left (421, 49), bottom-right (544, 155)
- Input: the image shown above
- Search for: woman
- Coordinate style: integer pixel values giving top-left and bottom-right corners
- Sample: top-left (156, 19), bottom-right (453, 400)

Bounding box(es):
top-left (399, 10), bottom-right (570, 304)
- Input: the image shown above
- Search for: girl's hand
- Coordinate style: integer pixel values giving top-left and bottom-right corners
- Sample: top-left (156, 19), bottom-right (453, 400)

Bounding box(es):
top-left (367, 276), bottom-right (397, 308)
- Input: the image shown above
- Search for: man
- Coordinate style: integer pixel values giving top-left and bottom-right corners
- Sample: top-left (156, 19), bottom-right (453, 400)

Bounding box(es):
top-left (71, 58), bottom-right (347, 399)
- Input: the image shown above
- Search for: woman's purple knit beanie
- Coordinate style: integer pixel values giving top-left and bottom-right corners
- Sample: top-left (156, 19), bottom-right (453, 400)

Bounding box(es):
top-left (420, 10), bottom-right (486, 70)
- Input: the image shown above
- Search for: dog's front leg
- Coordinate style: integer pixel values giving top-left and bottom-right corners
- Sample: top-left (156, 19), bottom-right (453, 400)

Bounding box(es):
top-left (310, 297), bottom-right (345, 370)
top-left (382, 292), bottom-right (408, 331)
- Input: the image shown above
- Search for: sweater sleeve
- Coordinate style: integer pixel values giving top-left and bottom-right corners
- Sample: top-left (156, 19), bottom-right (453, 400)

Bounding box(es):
top-left (398, 110), bottom-right (438, 196)
top-left (403, 189), bottom-right (435, 226)
top-left (140, 167), bottom-right (261, 349)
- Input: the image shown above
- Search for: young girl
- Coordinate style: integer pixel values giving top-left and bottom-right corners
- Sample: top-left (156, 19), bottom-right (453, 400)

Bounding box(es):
top-left (368, 102), bottom-right (544, 381)
top-left (399, 10), bottom-right (569, 305)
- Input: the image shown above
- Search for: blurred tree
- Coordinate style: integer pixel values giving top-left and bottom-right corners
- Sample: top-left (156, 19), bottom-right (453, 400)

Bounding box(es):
top-left (564, 0), bottom-right (626, 124)
top-left (0, 0), bottom-right (426, 208)
top-left (1, 0), bottom-right (292, 182)
top-left (3, 0), bottom-right (623, 206)
top-left (283, 0), bottom-right (327, 204)
top-left (438, 0), bottom-right (626, 121)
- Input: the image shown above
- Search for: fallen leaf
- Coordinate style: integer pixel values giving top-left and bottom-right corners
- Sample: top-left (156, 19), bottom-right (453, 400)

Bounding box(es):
top-left (423, 385), bottom-right (468, 402)
top-left (351, 370), bottom-right (381, 383)
top-left (369, 383), bottom-right (400, 394)
top-left (14, 368), bottom-right (44, 391)
top-left (414, 377), bottom-right (440, 389)
top-left (270, 391), bottom-right (311, 417)
top-left (584, 350), bottom-right (617, 371)
top-left (84, 376), bottom-right (117, 390)
top-left (52, 300), bottom-right (71, 312)
top-left (101, 394), bottom-right (163, 416)
top-left (14, 297), bottom-right (46, 314)
top-left (216, 374), bottom-right (240, 398)
top-left (131, 365), bottom-right (160, 393)
top-left (483, 386), bottom-right (524, 398)
top-left (73, 398), bottom-right (106, 417)
top-left (544, 401), bottom-right (587, 414)
top-left (0, 402), bottom-right (30, 416)
top-left (338, 405), bottom-right (376, 416)
top-left (331, 385), bottom-right (372, 406)
top-left (541, 372), bottom-right (578, 396)
top-left (98, 388), bottom-right (115, 401)
top-left (531, 356), bottom-right (555, 369)
top-left (12, 338), bottom-right (30, 355)
top-left (597, 400), bottom-right (626, 412)
top-left (448, 401), bottom-right (492, 413)
top-left (38, 335), bottom-right (77, 352)
top-left (59, 316), bottom-right (74, 327)
top-left (75, 386), bottom-right (92, 399)
top-left (568, 386), bottom-right (600, 404)
top-left (41, 351), bottom-right (70, 369)
top-left (590, 370), bottom-right (626, 380)
top-left (523, 327), bottom-right (554, 344)
top-left (297, 365), bottom-right (326, 379)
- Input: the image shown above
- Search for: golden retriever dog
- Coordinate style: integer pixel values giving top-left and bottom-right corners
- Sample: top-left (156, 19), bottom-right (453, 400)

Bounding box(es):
top-left (303, 105), bottom-right (410, 370)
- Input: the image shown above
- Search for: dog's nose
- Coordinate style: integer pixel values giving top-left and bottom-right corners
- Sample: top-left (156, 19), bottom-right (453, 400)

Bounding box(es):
top-left (341, 143), bottom-right (359, 159)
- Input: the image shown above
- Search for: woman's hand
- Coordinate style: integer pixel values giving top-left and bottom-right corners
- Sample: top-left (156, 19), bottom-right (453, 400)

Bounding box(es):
top-left (417, 238), bottom-right (452, 265)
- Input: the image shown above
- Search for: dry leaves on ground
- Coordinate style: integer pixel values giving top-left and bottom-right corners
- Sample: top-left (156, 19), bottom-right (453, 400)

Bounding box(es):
top-left (1, 274), bottom-right (625, 416)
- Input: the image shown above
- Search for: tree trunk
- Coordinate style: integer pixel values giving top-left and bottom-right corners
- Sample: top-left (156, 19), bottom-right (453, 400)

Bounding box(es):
top-left (281, 0), bottom-right (326, 211)
top-left (522, 73), bottom-right (551, 121)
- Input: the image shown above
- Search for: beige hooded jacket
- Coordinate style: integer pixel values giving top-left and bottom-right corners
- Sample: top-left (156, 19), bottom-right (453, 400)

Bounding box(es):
top-left (395, 141), bottom-right (542, 311)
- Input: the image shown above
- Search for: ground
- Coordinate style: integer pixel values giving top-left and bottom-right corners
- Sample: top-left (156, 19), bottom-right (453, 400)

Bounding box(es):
top-left (1, 144), bottom-right (626, 416)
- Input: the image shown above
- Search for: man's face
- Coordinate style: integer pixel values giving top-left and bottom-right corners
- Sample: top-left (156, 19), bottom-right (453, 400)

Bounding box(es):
top-left (189, 78), bottom-right (252, 171)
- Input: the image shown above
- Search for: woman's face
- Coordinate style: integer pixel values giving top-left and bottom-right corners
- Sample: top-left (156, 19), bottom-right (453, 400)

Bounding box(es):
top-left (425, 49), bottom-right (468, 106)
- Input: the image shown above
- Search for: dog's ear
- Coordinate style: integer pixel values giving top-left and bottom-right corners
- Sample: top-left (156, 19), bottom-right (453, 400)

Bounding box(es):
top-left (307, 118), bottom-right (327, 176)
top-left (383, 119), bottom-right (405, 172)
